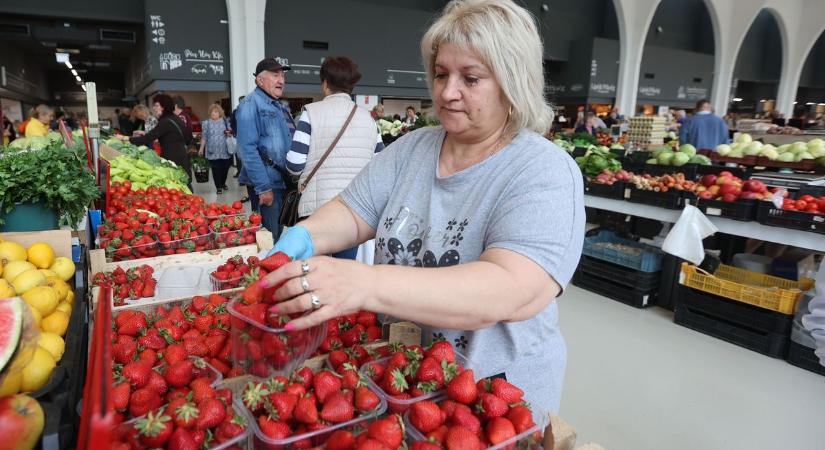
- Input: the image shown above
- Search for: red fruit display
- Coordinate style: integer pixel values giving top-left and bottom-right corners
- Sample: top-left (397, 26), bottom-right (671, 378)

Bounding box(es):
top-left (92, 265), bottom-right (156, 306)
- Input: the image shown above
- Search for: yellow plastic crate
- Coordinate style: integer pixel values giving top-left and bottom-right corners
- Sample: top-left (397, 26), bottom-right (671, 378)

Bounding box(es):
top-left (679, 263), bottom-right (814, 314)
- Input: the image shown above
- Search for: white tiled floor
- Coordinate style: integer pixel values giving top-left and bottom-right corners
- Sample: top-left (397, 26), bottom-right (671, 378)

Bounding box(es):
top-left (558, 285), bottom-right (825, 450)
top-left (191, 165), bottom-right (252, 212)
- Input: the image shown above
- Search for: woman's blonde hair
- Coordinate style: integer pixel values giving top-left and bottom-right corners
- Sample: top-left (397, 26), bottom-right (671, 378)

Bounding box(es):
top-left (32, 104), bottom-right (52, 120)
top-left (207, 103), bottom-right (225, 118)
top-left (133, 104), bottom-right (152, 118)
top-left (421, 0), bottom-right (553, 136)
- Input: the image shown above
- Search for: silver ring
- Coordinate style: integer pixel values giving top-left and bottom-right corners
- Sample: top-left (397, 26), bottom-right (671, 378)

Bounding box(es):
top-left (310, 293), bottom-right (321, 310)
top-left (300, 276), bottom-right (310, 293)
top-left (301, 260), bottom-right (310, 275)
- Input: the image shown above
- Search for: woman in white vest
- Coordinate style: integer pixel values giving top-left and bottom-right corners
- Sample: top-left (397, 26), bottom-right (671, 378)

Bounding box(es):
top-left (286, 56), bottom-right (385, 259)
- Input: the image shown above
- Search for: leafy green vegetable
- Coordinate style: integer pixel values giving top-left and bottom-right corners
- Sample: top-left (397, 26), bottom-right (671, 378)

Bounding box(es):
top-left (575, 147), bottom-right (624, 177)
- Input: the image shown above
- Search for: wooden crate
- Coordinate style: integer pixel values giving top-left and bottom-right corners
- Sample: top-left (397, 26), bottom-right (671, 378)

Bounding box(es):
top-left (0, 229), bottom-right (73, 259)
top-left (88, 229), bottom-right (273, 310)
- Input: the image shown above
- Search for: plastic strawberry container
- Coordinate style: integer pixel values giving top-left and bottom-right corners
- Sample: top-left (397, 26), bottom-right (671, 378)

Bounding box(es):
top-left (210, 272), bottom-right (244, 292)
top-left (226, 298), bottom-right (326, 379)
top-left (158, 233), bottom-right (215, 255)
top-left (212, 225), bottom-right (261, 249)
top-left (359, 351), bottom-right (469, 413)
top-left (405, 396), bottom-right (548, 450)
top-left (98, 237), bottom-right (159, 262)
top-left (238, 379), bottom-right (387, 449)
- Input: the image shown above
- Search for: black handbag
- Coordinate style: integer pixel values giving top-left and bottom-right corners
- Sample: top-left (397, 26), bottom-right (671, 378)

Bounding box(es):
top-left (279, 104), bottom-right (358, 227)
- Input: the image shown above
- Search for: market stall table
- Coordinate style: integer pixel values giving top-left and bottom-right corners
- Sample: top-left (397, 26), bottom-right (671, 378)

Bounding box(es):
top-left (584, 194), bottom-right (825, 252)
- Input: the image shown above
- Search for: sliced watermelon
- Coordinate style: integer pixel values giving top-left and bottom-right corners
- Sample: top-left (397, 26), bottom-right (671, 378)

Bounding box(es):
top-left (0, 298), bottom-right (23, 373)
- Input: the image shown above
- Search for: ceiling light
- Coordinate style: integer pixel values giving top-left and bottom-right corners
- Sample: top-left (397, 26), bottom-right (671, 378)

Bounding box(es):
top-left (794, 101), bottom-right (798, 104)
top-left (75, 75), bottom-right (82, 82)
top-left (759, 99), bottom-right (766, 102)
top-left (81, 85), bottom-right (86, 91)
top-left (55, 47), bottom-right (80, 54)
top-left (819, 103), bottom-right (825, 106)
top-left (71, 69), bottom-right (78, 76)
top-left (807, 102), bottom-right (816, 105)
top-left (732, 98), bottom-right (743, 102)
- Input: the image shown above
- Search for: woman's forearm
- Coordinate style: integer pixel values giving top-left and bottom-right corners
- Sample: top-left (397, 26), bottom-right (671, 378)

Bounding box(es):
top-left (301, 197), bottom-right (375, 255)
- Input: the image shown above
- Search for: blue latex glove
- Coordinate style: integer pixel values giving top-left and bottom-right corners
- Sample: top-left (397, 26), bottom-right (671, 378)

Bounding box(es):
top-left (267, 225), bottom-right (314, 260)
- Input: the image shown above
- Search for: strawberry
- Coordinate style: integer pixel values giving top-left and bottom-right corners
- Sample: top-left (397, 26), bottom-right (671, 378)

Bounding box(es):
top-left (260, 252), bottom-right (291, 272)
top-left (328, 349), bottom-right (349, 370)
top-left (427, 425), bottom-right (449, 446)
top-left (366, 326), bottom-right (382, 342)
top-left (196, 398), bottom-right (226, 429)
top-left (117, 313), bottom-right (148, 336)
top-left (327, 430), bottom-right (357, 450)
top-left (122, 361), bottom-right (151, 388)
top-left (425, 341), bottom-right (455, 364)
top-left (183, 338), bottom-right (208, 357)
top-left (320, 336), bottom-right (344, 353)
top-left (447, 369), bottom-right (477, 405)
top-left (193, 314), bottom-right (213, 334)
top-left (215, 413), bottom-right (246, 441)
top-left (266, 392), bottom-right (298, 422)
top-left (113, 339), bottom-right (138, 364)
top-left (451, 405), bottom-right (481, 434)
top-left (476, 393), bottom-right (508, 419)
top-left (341, 367), bottom-right (361, 391)
top-left (191, 296), bottom-right (208, 314)
top-left (112, 382), bottom-right (131, 411)
top-left (486, 417), bottom-right (517, 445)
top-left (415, 357), bottom-right (444, 390)
top-left (258, 416), bottom-right (291, 439)
top-left (491, 378), bottom-right (524, 404)
top-left (364, 362), bottom-right (385, 383)
top-left (313, 370), bottom-right (342, 403)
top-left (129, 388), bottom-right (162, 417)
top-left (445, 426), bottom-right (483, 450)
top-left (387, 393), bottom-right (412, 414)
top-left (171, 400), bottom-right (199, 429)
top-left (135, 411), bottom-right (174, 447)
top-left (242, 381), bottom-right (270, 413)
top-left (165, 360), bottom-right (194, 388)
top-left (242, 283), bottom-right (264, 305)
top-left (381, 368), bottom-right (408, 396)
top-left (506, 405), bottom-right (536, 434)
top-left (357, 440), bottom-right (391, 450)
top-left (355, 386), bottom-right (380, 413)
top-left (320, 392), bottom-right (355, 424)
top-left (146, 370), bottom-right (169, 395)
top-left (190, 379), bottom-right (217, 403)
top-left (167, 427), bottom-right (198, 450)
top-left (294, 394), bottom-right (319, 424)
top-left (412, 441), bottom-right (443, 450)
top-left (139, 348), bottom-right (158, 367)
top-left (293, 366), bottom-right (314, 389)
top-left (410, 400), bottom-right (445, 433)
top-left (367, 415), bottom-right (404, 449)
top-left (204, 334), bottom-right (226, 358)
top-left (163, 344), bottom-right (188, 366)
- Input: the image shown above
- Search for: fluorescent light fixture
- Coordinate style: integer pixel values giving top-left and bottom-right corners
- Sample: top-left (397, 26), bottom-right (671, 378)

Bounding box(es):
top-left (56, 52), bottom-right (69, 64)
top-left (759, 99), bottom-right (766, 102)
top-left (819, 103), bottom-right (825, 106)
top-left (807, 102), bottom-right (816, 105)
top-left (732, 97), bottom-right (743, 102)
top-left (794, 101), bottom-right (798, 104)
top-left (75, 75), bottom-right (82, 82)
top-left (81, 85), bottom-right (86, 91)
top-left (71, 69), bottom-right (78, 76)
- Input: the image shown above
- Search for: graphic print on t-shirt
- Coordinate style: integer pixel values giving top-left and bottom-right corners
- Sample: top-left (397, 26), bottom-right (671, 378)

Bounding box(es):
top-left (376, 206), bottom-right (467, 269)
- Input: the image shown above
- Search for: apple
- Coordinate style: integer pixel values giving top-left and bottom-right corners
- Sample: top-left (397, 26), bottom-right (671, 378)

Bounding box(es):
top-left (698, 191), bottom-right (714, 200)
top-left (700, 175), bottom-right (717, 187)
top-left (720, 193), bottom-right (738, 202)
top-left (719, 184), bottom-right (739, 196)
top-left (719, 171), bottom-right (734, 178)
top-left (743, 180), bottom-right (766, 193)
top-left (716, 176), bottom-right (732, 186)
top-left (0, 394), bottom-right (44, 450)
top-left (708, 185), bottom-right (721, 195)
top-left (739, 191), bottom-right (760, 200)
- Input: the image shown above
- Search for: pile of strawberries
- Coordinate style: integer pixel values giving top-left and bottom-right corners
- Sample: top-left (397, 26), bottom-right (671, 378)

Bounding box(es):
top-left (107, 182), bottom-right (242, 220)
top-left (318, 311), bottom-right (383, 357)
top-left (210, 215), bottom-right (262, 248)
top-left (204, 201), bottom-right (246, 219)
top-left (407, 371), bottom-right (541, 450)
top-left (241, 367), bottom-right (383, 445)
top-left (209, 255), bottom-right (260, 291)
top-left (98, 210), bottom-right (162, 261)
top-left (363, 342), bottom-right (464, 414)
top-left (157, 216), bottom-right (212, 255)
top-left (111, 378), bottom-right (247, 450)
top-left (92, 265), bottom-right (156, 306)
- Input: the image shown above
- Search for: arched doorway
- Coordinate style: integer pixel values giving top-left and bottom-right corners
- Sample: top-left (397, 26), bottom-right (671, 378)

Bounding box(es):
top-left (794, 31), bottom-right (825, 128)
top-left (730, 10), bottom-right (784, 119)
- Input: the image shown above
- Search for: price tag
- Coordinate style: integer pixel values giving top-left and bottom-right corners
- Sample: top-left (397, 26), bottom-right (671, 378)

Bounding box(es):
top-left (706, 207), bottom-right (722, 216)
top-left (388, 322), bottom-right (422, 347)
top-left (624, 188), bottom-right (631, 199)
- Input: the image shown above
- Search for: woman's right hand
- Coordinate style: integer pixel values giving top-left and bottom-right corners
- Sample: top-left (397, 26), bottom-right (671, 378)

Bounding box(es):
top-left (132, 130), bottom-right (145, 137)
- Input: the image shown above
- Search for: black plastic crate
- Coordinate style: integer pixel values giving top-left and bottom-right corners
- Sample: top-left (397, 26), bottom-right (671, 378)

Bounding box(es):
top-left (627, 186), bottom-right (686, 209)
top-left (674, 302), bottom-right (789, 359)
top-left (572, 147), bottom-right (588, 157)
top-left (593, 209), bottom-right (634, 234)
top-left (695, 198), bottom-right (758, 221)
top-left (585, 181), bottom-right (627, 200)
top-left (626, 151), bottom-right (654, 165)
top-left (578, 256), bottom-right (660, 290)
top-left (787, 341), bottom-right (825, 376)
top-left (756, 200), bottom-right (825, 234)
top-left (677, 286), bottom-right (793, 335)
top-left (572, 271), bottom-right (658, 308)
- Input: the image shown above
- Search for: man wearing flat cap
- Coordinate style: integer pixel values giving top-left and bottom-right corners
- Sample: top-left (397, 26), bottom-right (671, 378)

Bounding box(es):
top-left (235, 57), bottom-right (296, 238)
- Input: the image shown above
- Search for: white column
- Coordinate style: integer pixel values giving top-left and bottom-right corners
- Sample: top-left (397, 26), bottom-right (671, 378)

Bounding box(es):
top-left (613, 0), bottom-right (661, 117)
top-left (226, 0), bottom-right (267, 109)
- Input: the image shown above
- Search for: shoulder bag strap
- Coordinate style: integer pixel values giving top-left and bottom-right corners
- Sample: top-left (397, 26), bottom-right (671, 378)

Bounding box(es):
top-left (299, 104), bottom-right (358, 193)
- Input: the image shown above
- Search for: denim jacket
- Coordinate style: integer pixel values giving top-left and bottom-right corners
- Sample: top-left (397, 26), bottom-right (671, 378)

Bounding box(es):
top-left (236, 87), bottom-right (294, 193)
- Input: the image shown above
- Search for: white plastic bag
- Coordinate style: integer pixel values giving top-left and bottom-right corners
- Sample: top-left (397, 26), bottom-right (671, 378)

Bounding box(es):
top-left (662, 204), bottom-right (718, 265)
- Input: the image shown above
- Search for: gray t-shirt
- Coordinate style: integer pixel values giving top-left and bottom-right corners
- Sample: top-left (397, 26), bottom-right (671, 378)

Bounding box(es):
top-left (340, 126), bottom-right (584, 413)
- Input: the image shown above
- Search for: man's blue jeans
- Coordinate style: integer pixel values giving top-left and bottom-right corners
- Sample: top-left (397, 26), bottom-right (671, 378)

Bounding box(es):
top-left (248, 186), bottom-right (284, 241)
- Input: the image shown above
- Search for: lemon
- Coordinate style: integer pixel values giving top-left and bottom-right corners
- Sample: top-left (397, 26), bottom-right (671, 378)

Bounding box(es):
top-left (39, 269), bottom-right (58, 279)
top-left (21, 347), bottom-right (56, 392)
top-left (12, 269), bottom-right (46, 295)
top-left (64, 289), bottom-right (74, 305)
top-left (27, 304), bottom-right (42, 329)
top-left (0, 241), bottom-right (27, 265)
top-left (0, 370), bottom-right (22, 396)
top-left (49, 257), bottom-right (75, 282)
top-left (22, 286), bottom-right (58, 317)
top-left (45, 276), bottom-right (69, 302)
top-left (27, 243), bottom-right (55, 269)
top-left (55, 302), bottom-right (71, 316)
top-left (37, 332), bottom-right (65, 362)
top-left (0, 279), bottom-right (14, 298)
top-left (41, 310), bottom-right (69, 336)
top-left (3, 261), bottom-right (36, 283)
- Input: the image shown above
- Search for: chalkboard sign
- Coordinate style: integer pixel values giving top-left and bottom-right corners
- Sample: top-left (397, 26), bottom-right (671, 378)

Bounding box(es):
top-left (144, 0), bottom-right (230, 82)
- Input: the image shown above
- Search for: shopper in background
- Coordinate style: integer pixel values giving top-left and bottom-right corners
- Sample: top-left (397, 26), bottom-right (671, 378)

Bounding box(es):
top-left (132, 104), bottom-right (158, 133)
top-left (129, 94), bottom-right (193, 186)
top-left (402, 105), bottom-right (418, 125)
top-left (173, 96), bottom-right (194, 136)
top-left (2, 116), bottom-right (16, 145)
top-left (285, 56), bottom-right (384, 259)
top-left (603, 107), bottom-right (619, 128)
top-left (680, 99), bottom-right (729, 150)
top-left (199, 104), bottom-right (233, 195)
top-left (25, 104), bottom-right (53, 137)
top-left (802, 265), bottom-right (825, 366)
top-left (118, 107), bottom-right (134, 135)
top-left (370, 104), bottom-right (384, 120)
top-left (231, 96), bottom-right (248, 204)
top-left (574, 111), bottom-right (599, 136)
top-left (260, 0), bottom-right (583, 415)
top-left (236, 57), bottom-right (296, 239)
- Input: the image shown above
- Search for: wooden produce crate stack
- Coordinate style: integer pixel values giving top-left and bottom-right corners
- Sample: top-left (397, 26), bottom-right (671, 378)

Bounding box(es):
top-left (627, 116), bottom-right (667, 149)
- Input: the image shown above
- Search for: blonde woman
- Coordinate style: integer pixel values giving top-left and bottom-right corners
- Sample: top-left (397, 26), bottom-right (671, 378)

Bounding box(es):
top-left (260, 0), bottom-right (584, 414)
top-left (199, 104), bottom-right (233, 194)
top-left (132, 104), bottom-right (158, 134)
top-left (25, 104), bottom-right (53, 137)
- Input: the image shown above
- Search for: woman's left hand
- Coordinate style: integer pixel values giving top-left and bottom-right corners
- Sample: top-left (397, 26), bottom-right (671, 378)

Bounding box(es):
top-left (260, 256), bottom-right (376, 330)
